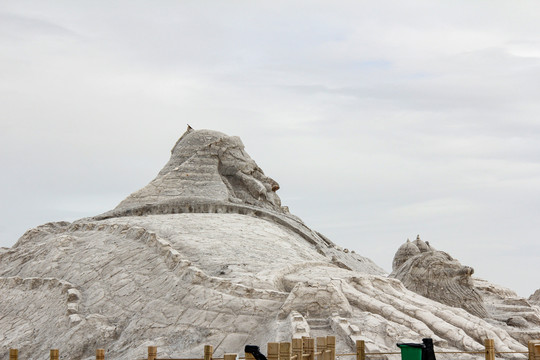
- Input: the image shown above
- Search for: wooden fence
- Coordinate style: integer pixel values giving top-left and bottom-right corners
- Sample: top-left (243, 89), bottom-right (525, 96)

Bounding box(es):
top-left (7, 337), bottom-right (540, 360)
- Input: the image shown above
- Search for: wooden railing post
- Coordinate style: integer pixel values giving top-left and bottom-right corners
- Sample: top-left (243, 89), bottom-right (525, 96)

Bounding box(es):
top-left (9, 349), bottom-right (18, 360)
top-left (326, 336), bottom-right (335, 360)
top-left (356, 340), bottom-right (365, 360)
top-left (484, 339), bottom-right (495, 360)
top-left (304, 337), bottom-right (314, 360)
top-left (224, 354), bottom-right (237, 360)
top-left (316, 337), bottom-right (326, 360)
top-left (268, 342), bottom-right (279, 360)
top-left (280, 342), bottom-right (292, 360)
top-left (50, 349), bottom-right (59, 360)
top-left (148, 346), bottom-right (157, 360)
top-left (96, 348), bottom-right (105, 360)
top-left (292, 338), bottom-right (303, 360)
top-left (529, 341), bottom-right (535, 360)
top-left (204, 345), bottom-right (213, 360)
top-left (534, 344), bottom-right (540, 360)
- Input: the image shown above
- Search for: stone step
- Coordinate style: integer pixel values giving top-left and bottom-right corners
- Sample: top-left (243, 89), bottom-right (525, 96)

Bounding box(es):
top-left (307, 318), bottom-right (331, 329)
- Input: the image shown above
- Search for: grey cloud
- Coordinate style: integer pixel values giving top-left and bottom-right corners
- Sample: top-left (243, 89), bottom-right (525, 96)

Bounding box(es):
top-left (0, 12), bottom-right (79, 39)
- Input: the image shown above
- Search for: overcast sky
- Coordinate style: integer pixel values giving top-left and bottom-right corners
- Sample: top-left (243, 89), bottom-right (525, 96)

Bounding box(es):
top-left (1, 1), bottom-right (540, 297)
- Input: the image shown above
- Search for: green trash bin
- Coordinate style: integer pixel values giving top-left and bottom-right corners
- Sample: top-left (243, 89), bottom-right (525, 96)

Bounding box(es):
top-left (396, 343), bottom-right (425, 360)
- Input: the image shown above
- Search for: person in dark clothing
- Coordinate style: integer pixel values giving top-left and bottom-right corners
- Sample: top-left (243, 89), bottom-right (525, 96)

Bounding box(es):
top-left (422, 338), bottom-right (436, 360)
top-left (245, 345), bottom-right (268, 360)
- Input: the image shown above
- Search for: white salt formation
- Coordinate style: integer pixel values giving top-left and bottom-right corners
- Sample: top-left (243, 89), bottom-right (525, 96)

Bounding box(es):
top-left (391, 236), bottom-right (488, 318)
top-left (1, 127), bottom-right (539, 360)
top-left (391, 236), bottom-right (540, 344)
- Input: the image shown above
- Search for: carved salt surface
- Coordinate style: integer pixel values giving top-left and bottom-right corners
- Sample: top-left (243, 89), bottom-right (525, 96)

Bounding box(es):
top-left (99, 214), bottom-right (328, 285)
top-left (0, 220), bottom-right (287, 359)
top-left (391, 237), bottom-right (488, 318)
top-left (391, 237), bottom-right (540, 345)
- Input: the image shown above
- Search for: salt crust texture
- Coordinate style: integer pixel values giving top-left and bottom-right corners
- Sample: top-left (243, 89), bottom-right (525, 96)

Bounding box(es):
top-left (1, 128), bottom-right (539, 360)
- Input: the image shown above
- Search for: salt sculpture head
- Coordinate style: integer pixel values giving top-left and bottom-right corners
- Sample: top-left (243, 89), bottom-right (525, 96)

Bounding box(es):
top-left (109, 126), bottom-right (283, 216)
top-left (391, 239), bottom-right (488, 318)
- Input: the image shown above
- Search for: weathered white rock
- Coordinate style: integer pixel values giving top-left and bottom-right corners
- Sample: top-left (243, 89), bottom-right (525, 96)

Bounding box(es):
top-left (0, 128), bottom-right (536, 360)
top-left (391, 237), bottom-right (540, 345)
top-left (529, 289), bottom-right (540, 305)
top-left (390, 236), bottom-right (488, 318)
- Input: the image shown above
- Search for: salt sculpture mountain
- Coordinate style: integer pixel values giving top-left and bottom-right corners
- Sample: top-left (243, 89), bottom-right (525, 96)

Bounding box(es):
top-left (1, 127), bottom-right (539, 360)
